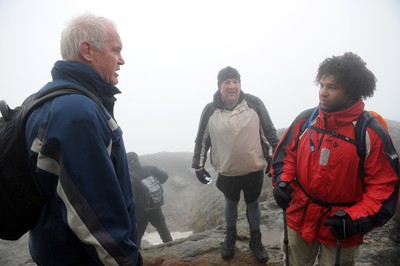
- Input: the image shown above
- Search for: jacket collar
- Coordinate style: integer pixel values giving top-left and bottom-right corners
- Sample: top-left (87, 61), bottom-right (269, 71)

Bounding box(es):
top-left (51, 60), bottom-right (121, 115)
top-left (212, 90), bottom-right (245, 109)
top-left (318, 99), bottom-right (365, 129)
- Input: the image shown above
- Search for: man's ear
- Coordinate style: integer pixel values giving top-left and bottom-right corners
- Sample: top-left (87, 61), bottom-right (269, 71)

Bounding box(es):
top-left (80, 41), bottom-right (92, 62)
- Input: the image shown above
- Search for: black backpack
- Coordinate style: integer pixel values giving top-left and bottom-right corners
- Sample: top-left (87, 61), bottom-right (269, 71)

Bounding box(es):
top-left (0, 85), bottom-right (105, 240)
top-left (140, 175), bottom-right (164, 212)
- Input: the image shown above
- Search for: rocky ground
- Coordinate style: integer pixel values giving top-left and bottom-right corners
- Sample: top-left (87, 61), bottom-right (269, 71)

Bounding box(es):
top-left (138, 197), bottom-right (400, 266)
top-left (1, 198), bottom-right (399, 266)
top-left (1, 152), bottom-right (399, 265)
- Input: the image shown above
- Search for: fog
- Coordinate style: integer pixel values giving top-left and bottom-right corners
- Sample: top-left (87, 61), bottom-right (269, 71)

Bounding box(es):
top-left (1, 0), bottom-right (399, 154)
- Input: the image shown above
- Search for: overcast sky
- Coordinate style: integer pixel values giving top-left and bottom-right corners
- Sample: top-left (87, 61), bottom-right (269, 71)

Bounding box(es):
top-left (1, 0), bottom-right (399, 155)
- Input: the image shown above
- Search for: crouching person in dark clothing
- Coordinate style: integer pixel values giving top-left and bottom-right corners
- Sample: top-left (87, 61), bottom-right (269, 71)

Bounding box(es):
top-left (127, 152), bottom-right (173, 249)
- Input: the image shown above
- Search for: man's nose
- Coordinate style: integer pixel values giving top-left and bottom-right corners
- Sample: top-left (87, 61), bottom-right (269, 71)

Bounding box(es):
top-left (319, 87), bottom-right (328, 96)
top-left (119, 55), bottom-right (125, 65)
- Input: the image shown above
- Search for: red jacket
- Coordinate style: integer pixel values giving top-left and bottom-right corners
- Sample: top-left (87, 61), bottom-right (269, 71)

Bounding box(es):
top-left (272, 100), bottom-right (399, 247)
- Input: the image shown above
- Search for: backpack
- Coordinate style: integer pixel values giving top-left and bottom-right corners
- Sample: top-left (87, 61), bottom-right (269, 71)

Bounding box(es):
top-left (0, 85), bottom-right (105, 240)
top-left (140, 175), bottom-right (164, 212)
top-left (291, 106), bottom-right (400, 208)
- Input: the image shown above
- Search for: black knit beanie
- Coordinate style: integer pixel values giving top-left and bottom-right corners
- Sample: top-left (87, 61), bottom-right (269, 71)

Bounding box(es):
top-left (217, 66), bottom-right (241, 89)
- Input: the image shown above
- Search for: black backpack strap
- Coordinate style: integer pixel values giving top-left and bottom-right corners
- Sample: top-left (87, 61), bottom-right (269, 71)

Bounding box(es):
top-left (295, 178), bottom-right (356, 207)
top-left (22, 85), bottom-right (109, 126)
top-left (34, 85), bottom-right (106, 113)
top-left (354, 111), bottom-right (374, 178)
top-left (291, 107), bottom-right (319, 152)
top-left (292, 106), bottom-right (360, 152)
top-left (8, 85), bottom-right (108, 139)
top-left (309, 126), bottom-right (357, 145)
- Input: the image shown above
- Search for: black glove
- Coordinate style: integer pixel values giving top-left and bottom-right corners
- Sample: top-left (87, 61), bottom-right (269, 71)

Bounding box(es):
top-left (195, 168), bottom-right (212, 184)
top-left (323, 210), bottom-right (360, 240)
top-left (273, 182), bottom-right (293, 210)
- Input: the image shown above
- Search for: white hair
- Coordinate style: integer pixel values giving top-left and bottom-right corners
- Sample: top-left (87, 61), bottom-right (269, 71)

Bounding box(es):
top-left (60, 13), bottom-right (116, 61)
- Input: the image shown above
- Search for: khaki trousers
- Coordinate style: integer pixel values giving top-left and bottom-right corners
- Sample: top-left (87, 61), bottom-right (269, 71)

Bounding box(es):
top-left (282, 227), bottom-right (360, 266)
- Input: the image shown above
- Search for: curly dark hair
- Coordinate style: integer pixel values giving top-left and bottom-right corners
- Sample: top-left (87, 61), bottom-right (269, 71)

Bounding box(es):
top-left (315, 52), bottom-right (377, 101)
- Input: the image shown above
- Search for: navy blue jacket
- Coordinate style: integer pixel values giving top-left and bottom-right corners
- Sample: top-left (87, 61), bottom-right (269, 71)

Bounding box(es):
top-left (25, 61), bottom-right (141, 265)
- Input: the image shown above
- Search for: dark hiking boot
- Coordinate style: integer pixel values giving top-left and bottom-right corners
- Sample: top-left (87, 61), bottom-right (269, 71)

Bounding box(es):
top-left (389, 225), bottom-right (400, 243)
top-left (249, 231), bottom-right (269, 263)
top-left (160, 230), bottom-right (173, 243)
top-left (221, 229), bottom-right (237, 259)
top-left (390, 234), bottom-right (400, 243)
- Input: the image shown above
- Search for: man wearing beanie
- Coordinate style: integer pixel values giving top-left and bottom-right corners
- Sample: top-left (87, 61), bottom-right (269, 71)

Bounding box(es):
top-left (192, 66), bottom-right (279, 263)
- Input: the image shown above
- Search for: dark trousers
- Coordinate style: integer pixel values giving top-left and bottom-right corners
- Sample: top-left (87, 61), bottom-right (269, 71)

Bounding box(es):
top-left (392, 202), bottom-right (400, 232)
top-left (136, 207), bottom-right (172, 248)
